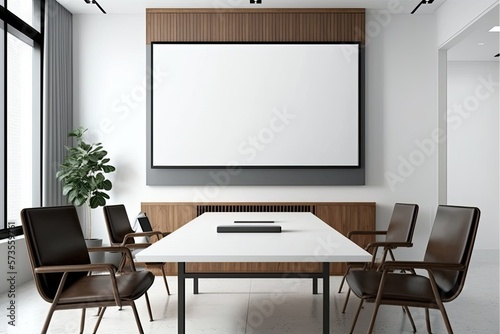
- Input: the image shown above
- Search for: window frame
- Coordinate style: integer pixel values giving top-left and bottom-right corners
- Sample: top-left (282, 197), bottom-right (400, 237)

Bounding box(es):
top-left (0, 1), bottom-right (44, 237)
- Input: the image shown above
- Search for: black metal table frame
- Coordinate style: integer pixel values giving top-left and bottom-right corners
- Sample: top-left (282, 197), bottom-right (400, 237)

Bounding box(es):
top-left (177, 262), bottom-right (330, 334)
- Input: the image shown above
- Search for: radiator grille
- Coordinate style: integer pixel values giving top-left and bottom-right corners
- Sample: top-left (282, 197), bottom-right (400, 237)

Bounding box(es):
top-left (196, 204), bottom-right (315, 216)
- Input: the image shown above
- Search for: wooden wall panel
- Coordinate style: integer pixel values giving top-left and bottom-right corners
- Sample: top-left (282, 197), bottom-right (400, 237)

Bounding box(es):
top-left (142, 202), bottom-right (197, 232)
top-left (141, 203), bottom-right (197, 276)
top-left (141, 202), bottom-right (375, 275)
top-left (146, 9), bottom-right (365, 44)
top-left (315, 203), bottom-right (375, 274)
top-left (314, 204), bottom-right (348, 274)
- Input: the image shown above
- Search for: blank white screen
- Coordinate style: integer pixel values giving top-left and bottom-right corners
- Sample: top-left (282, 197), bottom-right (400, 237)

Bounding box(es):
top-left (152, 43), bottom-right (359, 167)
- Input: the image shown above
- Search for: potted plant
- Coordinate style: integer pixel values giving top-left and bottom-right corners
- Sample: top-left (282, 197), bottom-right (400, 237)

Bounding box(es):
top-left (56, 127), bottom-right (116, 259)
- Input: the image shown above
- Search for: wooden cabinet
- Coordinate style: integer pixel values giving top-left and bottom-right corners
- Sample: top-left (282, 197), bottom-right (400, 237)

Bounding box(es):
top-left (141, 202), bottom-right (375, 275)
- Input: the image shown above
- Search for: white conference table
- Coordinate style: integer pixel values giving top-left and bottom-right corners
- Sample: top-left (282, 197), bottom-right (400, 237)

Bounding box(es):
top-left (136, 212), bottom-right (371, 334)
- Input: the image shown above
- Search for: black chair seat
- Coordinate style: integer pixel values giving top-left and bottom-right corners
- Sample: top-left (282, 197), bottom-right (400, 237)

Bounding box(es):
top-left (59, 271), bottom-right (154, 304)
top-left (347, 270), bottom-right (437, 304)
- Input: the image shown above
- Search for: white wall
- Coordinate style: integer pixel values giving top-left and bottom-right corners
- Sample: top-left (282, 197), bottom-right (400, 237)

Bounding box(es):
top-left (0, 237), bottom-right (33, 294)
top-left (447, 61), bottom-right (499, 249)
top-left (72, 13), bottom-right (441, 258)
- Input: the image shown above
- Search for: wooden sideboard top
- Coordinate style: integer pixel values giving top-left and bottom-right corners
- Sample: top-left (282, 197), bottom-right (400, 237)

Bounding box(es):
top-left (142, 202), bottom-right (376, 206)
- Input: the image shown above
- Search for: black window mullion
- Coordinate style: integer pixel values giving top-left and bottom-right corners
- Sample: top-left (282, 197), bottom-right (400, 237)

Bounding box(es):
top-left (0, 5), bottom-right (42, 44)
top-left (1, 15), bottom-right (5, 231)
top-left (38, 0), bottom-right (45, 214)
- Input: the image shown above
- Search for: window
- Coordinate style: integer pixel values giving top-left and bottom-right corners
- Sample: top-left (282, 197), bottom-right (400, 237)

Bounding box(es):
top-left (0, 1), bottom-right (43, 235)
top-left (6, 32), bottom-right (34, 226)
top-left (7, 0), bottom-right (33, 28)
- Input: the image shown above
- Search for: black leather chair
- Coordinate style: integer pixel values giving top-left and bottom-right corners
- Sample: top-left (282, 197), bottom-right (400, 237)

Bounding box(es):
top-left (21, 205), bottom-right (154, 334)
top-left (339, 203), bottom-right (419, 311)
top-left (103, 204), bottom-right (170, 294)
top-left (346, 205), bottom-right (480, 333)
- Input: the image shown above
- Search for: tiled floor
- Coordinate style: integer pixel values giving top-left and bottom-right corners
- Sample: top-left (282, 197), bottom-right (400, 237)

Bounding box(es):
top-left (1, 250), bottom-right (498, 334)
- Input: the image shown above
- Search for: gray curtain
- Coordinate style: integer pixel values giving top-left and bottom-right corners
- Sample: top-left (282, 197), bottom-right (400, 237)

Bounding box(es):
top-left (42, 0), bottom-right (73, 206)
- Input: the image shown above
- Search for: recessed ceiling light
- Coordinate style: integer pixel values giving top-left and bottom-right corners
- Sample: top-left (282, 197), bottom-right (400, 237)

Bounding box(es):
top-left (478, 42), bottom-right (485, 46)
top-left (489, 26), bottom-right (500, 32)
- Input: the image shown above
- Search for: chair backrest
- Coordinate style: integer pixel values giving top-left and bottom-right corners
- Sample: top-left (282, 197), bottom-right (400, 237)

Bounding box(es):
top-left (137, 215), bottom-right (153, 232)
top-left (424, 205), bottom-right (480, 301)
top-left (103, 204), bottom-right (135, 244)
top-left (20, 206), bottom-right (91, 302)
top-left (385, 203), bottom-right (419, 243)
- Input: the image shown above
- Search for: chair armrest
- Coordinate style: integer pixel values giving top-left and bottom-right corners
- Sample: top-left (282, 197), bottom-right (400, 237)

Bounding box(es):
top-left (126, 231), bottom-right (164, 238)
top-left (118, 243), bottom-right (150, 250)
top-left (363, 242), bottom-right (414, 267)
top-left (122, 231), bottom-right (164, 244)
top-left (36, 263), bottom-right (124, 308)
top-left (35, 263), bottom-right (116, 275)
top-left (379, 261), bottom-right (466, 271)
top-left (365, 241), bottom-right (413, 250)
top-left (88, 245), bottom-right (134, 254)
top-left (374, 261), bottom-right (465, 309)
top-left (347, 230), bottom-right (387, 239)
top-left (88, 246), bottom-right (137, 271)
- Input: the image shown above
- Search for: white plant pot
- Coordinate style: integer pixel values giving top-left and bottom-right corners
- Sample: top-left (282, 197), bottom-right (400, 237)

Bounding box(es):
top-left (105, 249), bottom-right (123, 268)
top-left (85, 238), bottom-right (104, 264)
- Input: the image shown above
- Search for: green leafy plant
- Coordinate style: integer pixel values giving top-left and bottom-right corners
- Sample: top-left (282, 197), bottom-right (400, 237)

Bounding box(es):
top-left (56, 127), bottom-right (116, 209)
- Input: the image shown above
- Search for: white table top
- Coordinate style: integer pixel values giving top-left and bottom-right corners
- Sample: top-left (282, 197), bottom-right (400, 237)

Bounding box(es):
top-left (135, 212), bottom-right (371, 263)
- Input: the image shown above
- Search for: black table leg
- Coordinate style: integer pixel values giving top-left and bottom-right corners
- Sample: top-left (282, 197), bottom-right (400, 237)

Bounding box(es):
top-left (193, 277), bottom-right (199, 294)
top-left (177, 264), bottom-right (329, 333)
top-left (323, 262), bottom-right (330, 334)
top-left (178, 262), bottom-right (186, 334)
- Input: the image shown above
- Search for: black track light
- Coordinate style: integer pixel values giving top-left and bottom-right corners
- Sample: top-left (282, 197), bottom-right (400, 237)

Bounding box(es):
top-left (411, 0), bottom-right (435, 14)
top-left (84, 0), bottom-right (106, 14)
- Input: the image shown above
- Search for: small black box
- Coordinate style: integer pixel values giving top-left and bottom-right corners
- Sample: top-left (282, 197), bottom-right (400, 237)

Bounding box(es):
top-left (217, 225), bottom-right (281, 233)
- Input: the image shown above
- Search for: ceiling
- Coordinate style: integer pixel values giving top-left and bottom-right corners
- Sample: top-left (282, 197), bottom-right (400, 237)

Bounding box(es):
top-left (57, 0), bottom-right (499, 61)
top-left (447, 5), bottom-right (499, 61)
top-left (56, 0), bottom-right (445, 14)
